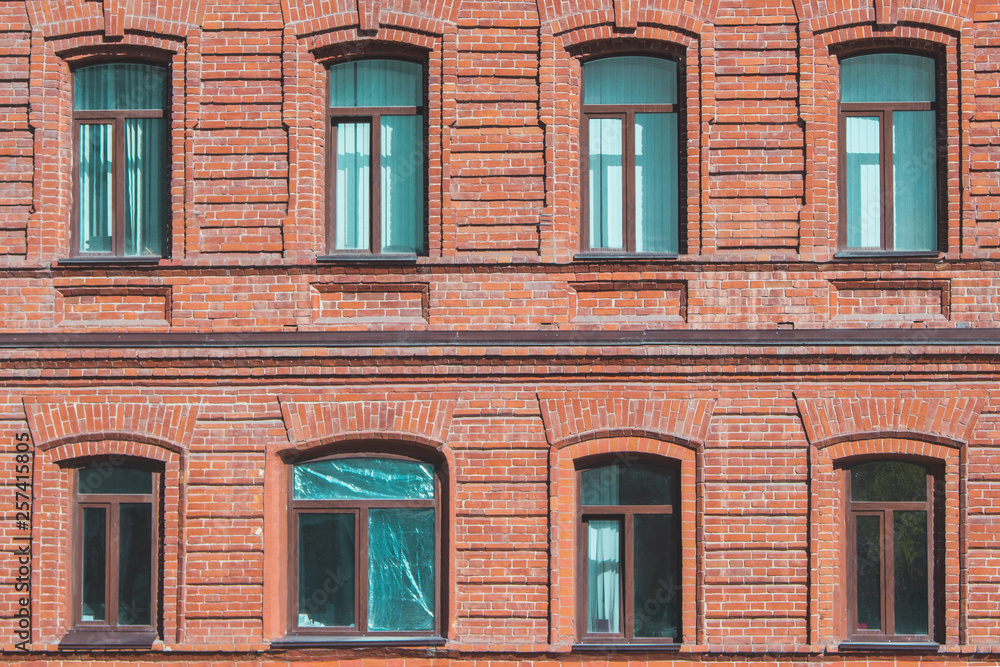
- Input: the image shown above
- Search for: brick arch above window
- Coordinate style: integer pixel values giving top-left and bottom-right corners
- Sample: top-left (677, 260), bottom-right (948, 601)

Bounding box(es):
top-left (25, 0), bottom-right (209, 40)
top-left (791, 0), bottom-right (976, 31)
top-left (281, 0), bottom-right (459, 40)
top-left (536, 0), bottom-right (716, 37)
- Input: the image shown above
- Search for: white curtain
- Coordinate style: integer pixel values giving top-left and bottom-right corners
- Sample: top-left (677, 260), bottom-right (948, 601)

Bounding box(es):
top-left (845, 115), bottom-right (881, 247)
top-left (336, 122), bottom-right (371, 250)
top-left (587, 519), bottom-right (621, 633)
top-left (79, 123), bottom-right (114, 253)
top-left (589, 118), bottom-right (623, 249)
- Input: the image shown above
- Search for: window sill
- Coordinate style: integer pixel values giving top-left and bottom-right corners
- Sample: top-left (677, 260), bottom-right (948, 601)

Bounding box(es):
top-left (316, 253), bottom-right (419, 264)
top-left (271, 634), bottom-right (446, 649)
top-left (833, 251), bottom-right (941, 260)
top-left (54, 257), bottom-right (163, 267)
top-left (59, 629), bottom-right (157, 650)
top-left (573, 252), bottom-right (679, 261)
top-left (838, 641), bottom-right (940, 652)
top-left (573, 642), bottom-right (682, 651)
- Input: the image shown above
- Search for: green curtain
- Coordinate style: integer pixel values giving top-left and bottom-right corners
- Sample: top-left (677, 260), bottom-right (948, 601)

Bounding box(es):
top-left (893, 110), bottom-right (937, 251)
top-left (635, 113), bottom-right (678, 252)
top-left (845, 115), bottom-right (882, 248)
top-left (368, 508), bottom-right (435, 631)
top-left (840, 54), bottom-right (935, 104)
top-left (588, 117), bottom-right (624, 249)
top-left (584, 56), bottom-right (676, 105)
top-left (125, 118), bottom-right (167, 256)
top-left (75, 63), bottom-right (168, 111)
top-left (335, 122), bottom-right (371, 250)
top-left (381, 114), bottom-right (423, 253)
top-left (78, 123), bottom-right (114, 254)
top-left (329, 60), bottom-right (422, 108)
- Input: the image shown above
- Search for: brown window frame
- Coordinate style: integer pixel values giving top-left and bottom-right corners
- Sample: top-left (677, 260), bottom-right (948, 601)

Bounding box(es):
top-left (70, 462), bottom-right (160, 638)
top-left (843, 460), bottom-right (942, 642)
top-left (575, 457), bottom-right (680, 645)
top-left (70, 61), bottom-right (170, 259)
top-left (287, 452), bottom-right (442, 639)
top-left (579, 54), bottom-right (685, 255)
top-left (324, 60), bottom-right (426, 256)
top-left (836, 50), bottom-right (946, 254)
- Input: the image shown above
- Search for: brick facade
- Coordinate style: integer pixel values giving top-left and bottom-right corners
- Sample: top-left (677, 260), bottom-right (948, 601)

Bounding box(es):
top-left (2, 0), bottom-right (1000, 664)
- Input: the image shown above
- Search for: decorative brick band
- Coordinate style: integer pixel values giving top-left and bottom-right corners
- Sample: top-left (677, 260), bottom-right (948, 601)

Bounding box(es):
top-left (23, 397), bottom-right (200, 451)
top-left (278, 396), bottom-right (457, 451)
top-left (795, 393), bottom-right (985, 448)
top-left (537, 392), bottom-right (716, 449)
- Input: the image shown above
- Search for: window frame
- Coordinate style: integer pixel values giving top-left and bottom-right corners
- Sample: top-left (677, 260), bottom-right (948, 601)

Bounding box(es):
top-left (575, 456), bottom-right (681, 645)
top-left (836, 49), bottom-right (945, 255)
top-left (70, 60), bottom-right (171, 259)
top-left (286, 451), bottom-right (442, 639)
top-left (324, 58), bottom-right (427, 257)
top-left (70, 460), bottom-right (160, 637)
top-left (579, 53), bottom-right (685, 256)
top-left (842, 459), bottom-right (942, 643)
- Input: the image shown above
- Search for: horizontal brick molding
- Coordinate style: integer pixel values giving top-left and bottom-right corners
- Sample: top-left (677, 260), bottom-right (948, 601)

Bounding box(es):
top-left (278, 396), bottom-right (457, 451)
top-left (537, 392), bottom-right (716, 448)
top-left (23, 397), bottom-right (200, 451)
top-left (795, 393), bottom-right (986, 448)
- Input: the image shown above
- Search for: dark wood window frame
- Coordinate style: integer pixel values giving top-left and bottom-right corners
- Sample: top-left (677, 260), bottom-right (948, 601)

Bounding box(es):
top-left (324, 60), bottom-right (427, 257)
top-left (843, 460), bottom-right (942, 643)
top-left (287, 452), bottom-right (443, 640)
top-left (67, 462), bottom-right (160, 647)
top-left (70, 62), bottom-right (170, 259)
top-left (836, 49), bottom-right (946, 254)
top-left (579, 54), bottom-right (685, 255)
top-left (575, 458), bottom-right (680, 645)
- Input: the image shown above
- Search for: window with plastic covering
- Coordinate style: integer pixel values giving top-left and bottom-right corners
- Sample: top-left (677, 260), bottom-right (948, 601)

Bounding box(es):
top-left (290, 456), bottom-right (440, 638)
top-left (582, 56), bottom-right (681, 255)
top-left (845, 460), bottom-right (941, 642)
top-left (67, 462), bottom-right (159, 647)
top-left (327, 59), bottom-right (424, 255)
top-left (839, 53), bottom-right (941, 253)
top-left (577, 459), bottom-right (681, 644)
top-left (73, 62), bottom-right (169, 258)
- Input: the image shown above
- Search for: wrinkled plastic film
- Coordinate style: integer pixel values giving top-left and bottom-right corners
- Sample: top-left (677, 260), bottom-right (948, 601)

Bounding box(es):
top-left (367, 508), bottom-right (435, 631)
top-left (294, 458), bottom-right (434, 501)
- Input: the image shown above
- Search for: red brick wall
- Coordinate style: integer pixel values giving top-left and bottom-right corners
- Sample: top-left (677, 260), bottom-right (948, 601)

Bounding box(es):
top-left (2, 0), bottom-right (1000, 664)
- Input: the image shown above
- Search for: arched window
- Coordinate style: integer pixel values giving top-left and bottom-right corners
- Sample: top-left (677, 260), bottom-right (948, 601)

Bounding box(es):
top-left (290, 455), bottom-right (440, 637)
top-left (846, 459), bottom-right (938, 641)
top-left (73, 62), bottom-right (169, 257)
top-left (70, 460), bottom-right (160, 644)
top-left (582, 56), bottom-right (680, 254)
top-left (578, 457), bottom-right (680, 643)
top-left (839, 52), bottom-right (939, 252)
top-left (327, 59), bottom-right (424, 255)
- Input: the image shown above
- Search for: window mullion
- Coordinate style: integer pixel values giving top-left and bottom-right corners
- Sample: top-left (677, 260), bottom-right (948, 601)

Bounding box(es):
top-left (884, 508), bottom-right (895, 637)
top-left (358, 506), bottom-right (369, 634)
top-left (622, 510), bottom-right (635, 638)
top-left (371, 114), bottom-right (382, 253)
top-left (625, 110), bottom-right (636, 253)
top-left (107, 502), bottom-right (120, 628)
top-left (113, 115), bottom-right (126, 256)
top-left (882, 108), bottom-right (894, 251)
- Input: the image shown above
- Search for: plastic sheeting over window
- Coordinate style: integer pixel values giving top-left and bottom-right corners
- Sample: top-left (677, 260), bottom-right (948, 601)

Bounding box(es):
top-left (294, 457), bottom-right (434, 501)
top-left (368, 508), bottom-right (435, 631)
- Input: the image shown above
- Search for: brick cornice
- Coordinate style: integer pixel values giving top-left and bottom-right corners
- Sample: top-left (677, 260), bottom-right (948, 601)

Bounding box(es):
top-left (23, 397), bottom-right (200, 451)
top-left (794, 393), bottom-right (986, 448)
top-left (278, 396), bottom-right (457, 451)
top-left (537, 392), bottom-right (716, 448)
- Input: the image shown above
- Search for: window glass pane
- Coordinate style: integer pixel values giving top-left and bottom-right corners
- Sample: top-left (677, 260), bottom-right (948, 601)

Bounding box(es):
top-left (294, 457), bottom-right (435, 501)
top-left (894, 510), bottom-right (929, 635)
top-left (381, 114), bottom-right (424, 253)
top-left (335, 122), bottom-right (371, 250)
top-left (588, 117), bottom-right (624, 249)
top-left (851, 461), bottom-right (927, 502)
top-left (124, 118), bottom-right (168, 256)
top-left (845, 116), bottom-right (881, 248)
top-left (298, 513), bottom-right (356, 627)
top-left (633, 513), bottom-right (680, 638)
top-left (329, 60), bottom-right (422, 108)
top-left (583, 57), bottom-right (677, 106)
top-left (78, 465), bottom-right (152, 495)
top-left (118, 503), bottom-right (152, 626)
top-left (74, 63), bottom-right (168, 111)
top-left (635, 112), bottom-right (678, 253)
top-left (368, 508), bottom-right (435, 632)
top-left (81, 506), bottom-right (107, 622)
top-left (841, 54), bottom-right (935, 103)
top-left (893, 110), bottom-right (937, 251)
top-left (78, 123), bottom-right (114, 254)
top-left (587, 519), bottom-right (621, 633)
top-left (581, 461), bottom-right (675, 506)
top-left (855, 514), bottom-right (882, 631)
